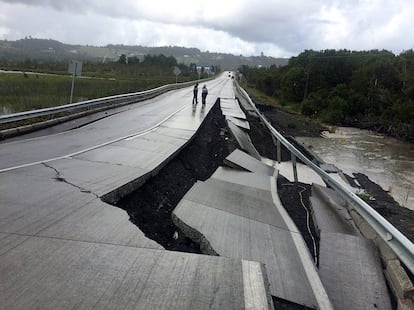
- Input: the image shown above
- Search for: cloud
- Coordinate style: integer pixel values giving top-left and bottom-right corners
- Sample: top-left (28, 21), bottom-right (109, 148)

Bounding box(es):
top-left (0, 0), bottom-right (414, 57)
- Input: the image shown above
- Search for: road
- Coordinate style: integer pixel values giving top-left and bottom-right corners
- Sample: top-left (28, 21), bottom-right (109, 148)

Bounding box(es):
top-left (0, 75), bottom-right (278, 309)
top-left (0, 77), bottom-right (228, 172)
top-left (0, 74), bottom-right (395, 309)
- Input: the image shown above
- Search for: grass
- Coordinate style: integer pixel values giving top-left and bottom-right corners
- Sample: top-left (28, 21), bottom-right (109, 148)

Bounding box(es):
top-left (240, 83), bottom-right (279, 107)
top-left (241, 82), bottom-right (304, 114)
top-left (0, 72), bottom-right (179, 114)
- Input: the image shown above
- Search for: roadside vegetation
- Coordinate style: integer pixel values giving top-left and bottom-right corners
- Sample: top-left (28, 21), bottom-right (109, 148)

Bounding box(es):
top-left (239, 49), bottom-right (414, 142)
top-left (0, 54), bottom-right (214, 114)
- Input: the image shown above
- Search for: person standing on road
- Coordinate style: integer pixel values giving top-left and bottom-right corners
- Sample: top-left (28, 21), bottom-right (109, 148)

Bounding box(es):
top-left (192, 82), bottom-right (199, 104)
top-left (201, 84), bottom-right (208, 105)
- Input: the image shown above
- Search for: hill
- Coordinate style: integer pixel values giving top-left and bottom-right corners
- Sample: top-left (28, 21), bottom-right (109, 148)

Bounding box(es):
top-left (0, 38), bottom-right (288, 70)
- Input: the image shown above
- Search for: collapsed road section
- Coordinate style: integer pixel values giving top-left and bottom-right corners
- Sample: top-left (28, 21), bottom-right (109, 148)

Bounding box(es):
top-left (0, 76), bottom-right (411, 309)
top-left (114, 91), bottom-right (400, 309)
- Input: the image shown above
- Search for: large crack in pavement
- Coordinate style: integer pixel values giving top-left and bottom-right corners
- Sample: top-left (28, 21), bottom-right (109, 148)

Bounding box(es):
top-left (115, 101), bottom-right (236, 253)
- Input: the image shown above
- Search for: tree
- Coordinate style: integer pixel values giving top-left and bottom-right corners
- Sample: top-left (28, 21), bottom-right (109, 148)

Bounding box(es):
top-left (118, 54), bottom-right (127, 64)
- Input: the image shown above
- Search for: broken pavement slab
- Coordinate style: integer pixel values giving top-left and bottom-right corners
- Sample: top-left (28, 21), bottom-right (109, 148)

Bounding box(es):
top-left (318, 232), bottom-right (392, 310)
top-left (0, 237), bottom-right (273, 310)
top-left (220, 98), bottom-right (247, 119)
top-left (173, 166), bottom-right (333, 309)
top-left (212, 166), bottom-right (271, 191)
top-left (224, 148), bottom-right (274, 176)
top-left (262, 158), bottom-right (326, 186)
top-left (0, 164), bottom-right (162, 250)
top-left (310, 184), bottom-right (358, 236)
top-left (227, 120), bottom-right (261, 160)
top-left (226, 116), bottom-right (250, 130)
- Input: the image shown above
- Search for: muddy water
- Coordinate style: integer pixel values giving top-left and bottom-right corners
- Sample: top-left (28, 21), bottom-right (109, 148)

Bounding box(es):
top-left (297, 127), bottom-right (414, 210)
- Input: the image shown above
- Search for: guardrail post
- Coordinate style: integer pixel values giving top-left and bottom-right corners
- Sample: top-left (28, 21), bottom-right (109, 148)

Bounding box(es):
top-left (291, 153), bottom-right (298, 183)
top-left (277, 139), bottom-right (281, 163)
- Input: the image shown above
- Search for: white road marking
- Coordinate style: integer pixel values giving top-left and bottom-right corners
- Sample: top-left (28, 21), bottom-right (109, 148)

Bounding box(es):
top-left (0, 104), bottom-right (189, 173)
top-left (242, 260), bottom-right (270, 310)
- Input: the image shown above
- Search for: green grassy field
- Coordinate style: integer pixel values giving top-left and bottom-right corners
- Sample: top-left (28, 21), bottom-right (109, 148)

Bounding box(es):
top-left (0, 72), bottom-right (178, 114)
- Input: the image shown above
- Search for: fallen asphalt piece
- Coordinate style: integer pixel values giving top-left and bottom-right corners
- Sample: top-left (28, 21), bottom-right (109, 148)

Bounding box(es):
top-left (0, 237), bottom-right (273, 309)
top-left (173, 160), bottom-right (333, 309)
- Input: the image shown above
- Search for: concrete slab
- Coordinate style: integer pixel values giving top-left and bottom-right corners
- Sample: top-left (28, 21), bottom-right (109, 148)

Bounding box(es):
top-left (174, 199), bottom-right (319, 308)
top-left (319, 232), bottom-right (392, 310)
top-left (220, 98), bottom-right (241, 110)
top-left (0, 233), bottom-right (29, 255)
top-left (0, 164), bottom-right (161, 250)
top-left (38, 199), bottom-right (163, 249)
top-left (114, 136), bottom-right (180, 156)
top-left (224, 149), bottom-right (274, 176)
top-left (49, 157), bottom-right (149, 197)
top-left (221, 109), bottom-right (246, 120)
top-left (262, 158), bottom-right (326, 186)
top-left (212, 166), bottom-right (271, 191)
top-left (227, 120), bottom-right (261, 160)
top-left (74, 144), bottom-right (171, 170)
top-left (225, 116), bottom-right (250, 130)
top-left (219, 82), bottom-right (235, 99)
top-left (220, 98), bottom-right (246, 119)
top-left (0, 237), bottom-right (273, 309)
top-left (310, 184), bottom-right (357, 235)
top-left (0, 167), bottom-right (95, 235)
top-left (161, 114), bottom-right (203, 132)
top-left (184, 180), bottom-right (285, 228)
top-left (146, 126), bottom-right (195, 144)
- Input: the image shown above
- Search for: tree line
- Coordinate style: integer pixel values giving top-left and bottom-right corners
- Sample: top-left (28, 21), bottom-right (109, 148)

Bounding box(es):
top-left (239, 49), bottom-right (414, 142)
top-left (0, 53), bottom-right (215, 80)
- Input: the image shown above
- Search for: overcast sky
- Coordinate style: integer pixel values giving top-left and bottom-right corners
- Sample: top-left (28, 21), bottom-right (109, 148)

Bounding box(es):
top-left (0, 0), bottom-right (413, 57)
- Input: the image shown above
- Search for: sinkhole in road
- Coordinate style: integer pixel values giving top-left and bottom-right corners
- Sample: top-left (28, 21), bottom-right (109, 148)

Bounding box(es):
top-left (115, 101), bottom-right (236, 253)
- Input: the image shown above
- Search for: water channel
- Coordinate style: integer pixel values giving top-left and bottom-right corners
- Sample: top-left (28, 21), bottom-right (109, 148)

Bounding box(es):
top-left (297, 127), bottom-right (414, 210)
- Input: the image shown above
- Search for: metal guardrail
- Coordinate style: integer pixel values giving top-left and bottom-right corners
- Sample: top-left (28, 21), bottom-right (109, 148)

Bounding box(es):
top-left (0, 79), bottom-right (206, 124)
top-left (235, 82), bottom-right (414, 275)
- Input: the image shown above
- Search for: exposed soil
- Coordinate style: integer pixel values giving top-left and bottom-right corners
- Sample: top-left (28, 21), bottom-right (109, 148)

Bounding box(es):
top-left (237, 96), bottom-right (323, 164)
top-left (277, 176), bottom-right (319, 264)
top-left (272, 296), bottom-right (314, 310)
top-left (353, 173), bottom-right (414, 243)
top-left (251, 100), bottom-right (326, 138)
top-left (116, 102), bottom-right (236, 253)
